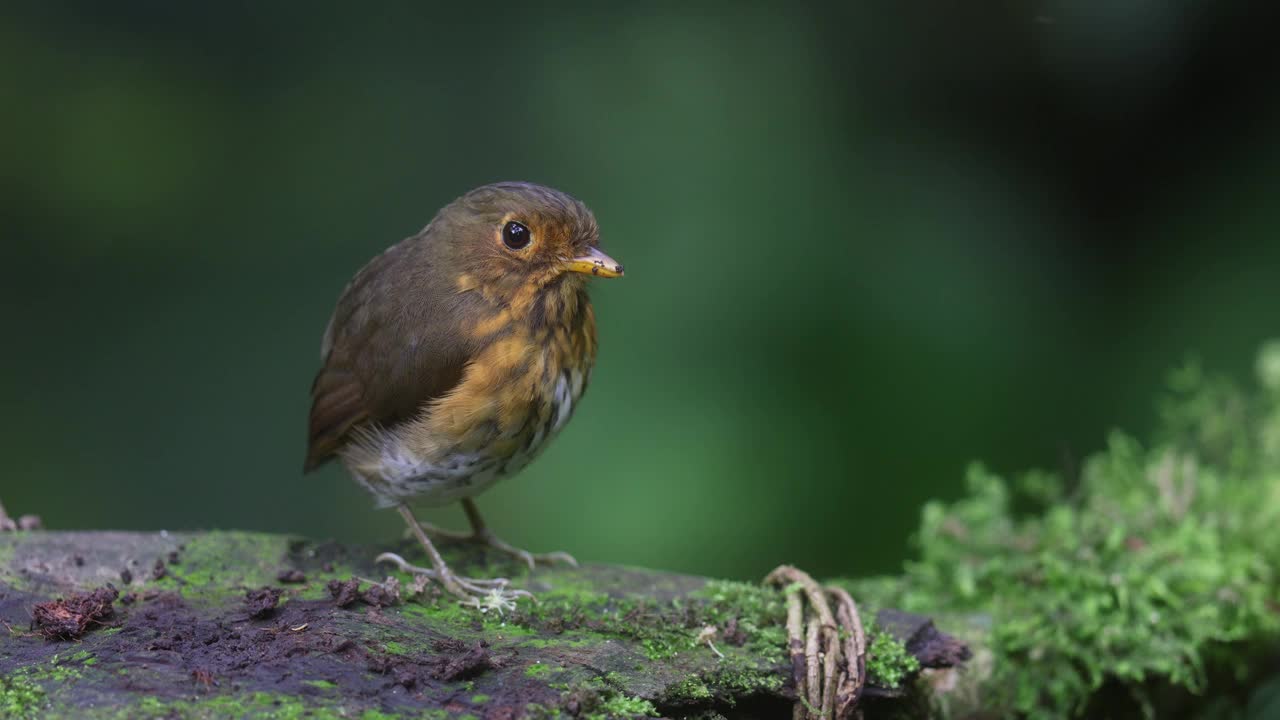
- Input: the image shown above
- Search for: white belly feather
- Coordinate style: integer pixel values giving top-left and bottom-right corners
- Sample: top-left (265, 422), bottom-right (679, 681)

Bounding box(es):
top-left (347, 367), bottom-right (586, 508)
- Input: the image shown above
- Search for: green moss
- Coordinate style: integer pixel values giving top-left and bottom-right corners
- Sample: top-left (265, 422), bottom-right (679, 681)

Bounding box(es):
top-left (0, 673), bottom-right (46, 720)
top-left (44, 663), bottom-right (81, 683)
top-left (549, 676), bottom-right (661, 719)
top-left (134, 696), bottom-right (167, 716)
top-left (64, 689), bottom-right (365, 720)
top-left (67, 650), bottom-right (94, 665)
top-left (865, 342), bottom-right (1280, 718)
top-left (522, 702), bottom-right (558, 719)
top-left (0, 537), bottom-right (14, 567)
top-left (14, 657), bottom-right (84, 687)
top-left (470, 693), bottom-right (491, 704)
top-left (694, 581), bottom-right (782, 623)
top-left (525, 661), bottom-right (554, 678)
top-left (148, 531), bottom-right (298, 604)
top-left (864, 628), bottom-right (919, 689)
top-left (303, 679), bottom-right (336, 689)
top-left (528, 580), bottom-right (613, 608)
top-left (705, 663), bottom-right (784, 696)
top-left (501, 592), bottom-right (699, 664)
top-left (400, 594), bottom-right (539, 639)
top-left (113, 691), bottom-right (330, 719)
top-left (693, 580), bottom-right (788, 662)
top-left (593, 693), bottom-right (658, 719)
top-left (397, 600), bottom-right (441, 620)
top-left (0, 535), bottom-right (22, 589)
top-left (348, 565), bottom-right (785, 682)
top-left (666, 676), bottom-right (713, 702)
top-left (641, 636), bottom-right (679, 660)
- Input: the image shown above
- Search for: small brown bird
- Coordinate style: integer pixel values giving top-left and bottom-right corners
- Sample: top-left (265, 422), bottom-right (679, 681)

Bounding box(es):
top-left (304, 182), bottom-right (623, 601)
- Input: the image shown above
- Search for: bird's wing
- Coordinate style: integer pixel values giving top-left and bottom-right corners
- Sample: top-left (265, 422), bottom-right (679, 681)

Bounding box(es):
top-left (303, 243), bottom-right (471, 472)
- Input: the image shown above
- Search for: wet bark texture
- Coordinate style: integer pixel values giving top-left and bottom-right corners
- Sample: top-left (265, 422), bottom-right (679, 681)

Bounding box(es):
top-left (0, 531), bottom-right (972, 719)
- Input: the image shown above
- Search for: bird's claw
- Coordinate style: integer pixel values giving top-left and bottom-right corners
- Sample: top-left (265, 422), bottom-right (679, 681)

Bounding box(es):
top-left (375, 552), bottom-right (532, 602)
top-left (474, 531), bottom-right (579, 570)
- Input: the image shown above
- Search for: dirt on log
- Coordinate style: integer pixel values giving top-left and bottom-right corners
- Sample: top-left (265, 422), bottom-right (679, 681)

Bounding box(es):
top-left (0, 531), bottom-right (969, 719)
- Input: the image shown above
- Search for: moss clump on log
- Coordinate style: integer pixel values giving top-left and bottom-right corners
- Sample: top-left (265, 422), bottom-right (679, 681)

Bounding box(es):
top-left (843, 341), bottom-right (1280, 719)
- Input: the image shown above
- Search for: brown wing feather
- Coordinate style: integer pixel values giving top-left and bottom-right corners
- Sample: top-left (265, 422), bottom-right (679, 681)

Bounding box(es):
top-left (303, 367), bottom-right (368, 471)
top-left (303, 238), bottom-right (473, 472)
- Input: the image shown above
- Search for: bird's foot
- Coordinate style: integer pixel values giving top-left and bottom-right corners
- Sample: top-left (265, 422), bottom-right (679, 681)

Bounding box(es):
top-left (397, 523), bottom-right (577, 570)
top-left (471, 529), bottom-right (578, 570)
top-left (375, 551), bottom-right (531, 612)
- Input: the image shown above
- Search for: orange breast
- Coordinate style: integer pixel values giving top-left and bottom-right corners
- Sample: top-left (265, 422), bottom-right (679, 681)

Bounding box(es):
top-left (339, 290), bottom-right (597, 507)
top-left (432, 301), bottom-right (595, 452)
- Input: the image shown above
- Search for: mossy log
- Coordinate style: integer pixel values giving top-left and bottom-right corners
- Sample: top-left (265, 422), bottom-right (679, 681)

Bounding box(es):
top-left (0, 531), bottom-right (972, 719)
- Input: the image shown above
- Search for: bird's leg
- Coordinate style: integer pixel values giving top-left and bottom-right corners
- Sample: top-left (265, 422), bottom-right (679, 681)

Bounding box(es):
top-left (460, 498), bottom-right (578, 570)
top-left (382, 504), bottom-right (531, 604)
top-left (399, 519), bottom-right (471, 542)
top-left (0, 499), bottom-right (13, 532)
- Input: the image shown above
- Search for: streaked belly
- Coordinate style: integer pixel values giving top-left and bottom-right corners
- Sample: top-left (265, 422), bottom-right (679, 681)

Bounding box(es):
top-left (346, 366), bottom-right (587, 507)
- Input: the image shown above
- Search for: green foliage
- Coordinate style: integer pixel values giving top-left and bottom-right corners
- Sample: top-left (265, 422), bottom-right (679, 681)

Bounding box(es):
top-left (882, 343), bottom-right (1280, 718)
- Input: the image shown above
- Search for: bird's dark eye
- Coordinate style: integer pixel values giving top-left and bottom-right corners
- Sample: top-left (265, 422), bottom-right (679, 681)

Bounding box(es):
top-left (502, 221), bottom-right (531, 250)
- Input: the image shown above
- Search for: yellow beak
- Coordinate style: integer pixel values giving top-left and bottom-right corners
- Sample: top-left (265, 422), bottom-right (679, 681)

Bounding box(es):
top-left (564, 247), bottom-right (625, 278)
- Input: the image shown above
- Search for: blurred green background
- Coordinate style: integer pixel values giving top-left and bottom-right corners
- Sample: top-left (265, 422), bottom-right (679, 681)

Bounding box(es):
top-left (3, 2), bottom-right (1278, 581)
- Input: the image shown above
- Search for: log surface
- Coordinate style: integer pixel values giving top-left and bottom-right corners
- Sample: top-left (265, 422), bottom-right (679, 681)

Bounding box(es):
top-left (0, 531), bottom-right (966, 719)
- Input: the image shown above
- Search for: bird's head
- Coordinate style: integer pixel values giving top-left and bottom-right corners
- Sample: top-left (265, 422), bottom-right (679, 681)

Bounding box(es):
top-left (434, 182), bottom-right (623, 307)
